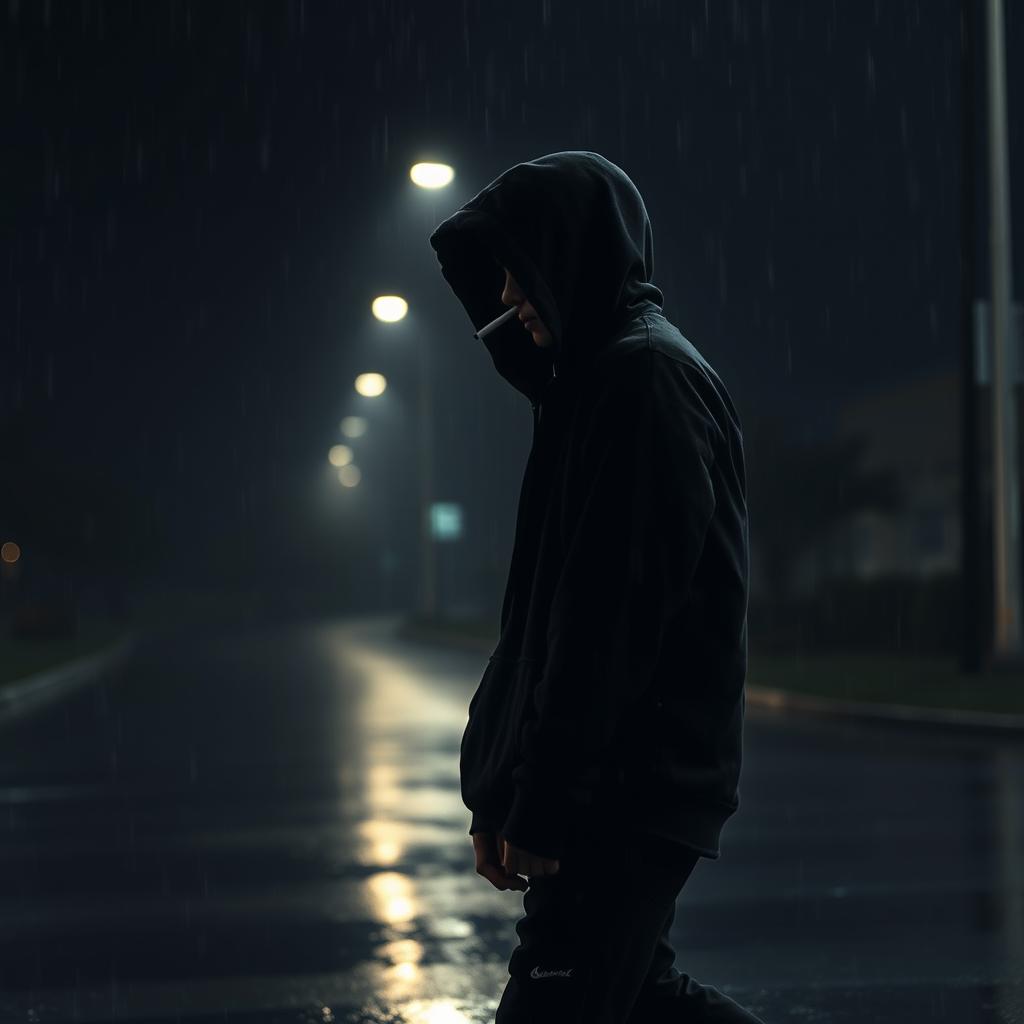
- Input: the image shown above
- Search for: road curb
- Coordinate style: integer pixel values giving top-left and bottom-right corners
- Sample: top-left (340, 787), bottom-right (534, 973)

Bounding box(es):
top-left (744, 682), bottom-right (1024, 736)
top-left (0, 633), bottom-right (140, 724)
top-left (397, 620), bottom-right (1024, 737)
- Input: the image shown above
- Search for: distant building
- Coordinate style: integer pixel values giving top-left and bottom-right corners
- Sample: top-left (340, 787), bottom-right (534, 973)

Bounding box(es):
top-left (802, 367), bottom-right (962, 590)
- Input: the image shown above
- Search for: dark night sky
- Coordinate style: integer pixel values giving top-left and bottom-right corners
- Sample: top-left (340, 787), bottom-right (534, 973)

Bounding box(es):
top-left (3, 0), bottom-right (1021, 604)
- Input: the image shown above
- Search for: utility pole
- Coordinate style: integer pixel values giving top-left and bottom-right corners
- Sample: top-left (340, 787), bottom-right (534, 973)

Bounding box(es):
top-left (984, 0), bottom-right (1022, 666)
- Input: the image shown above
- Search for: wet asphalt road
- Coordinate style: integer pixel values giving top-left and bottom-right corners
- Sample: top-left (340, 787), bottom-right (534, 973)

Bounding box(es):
top-left (0, 612), bottom-right (1022, 1023)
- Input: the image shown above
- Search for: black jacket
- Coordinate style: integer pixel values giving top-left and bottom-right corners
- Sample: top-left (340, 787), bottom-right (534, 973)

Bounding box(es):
top-left (429, 151), bottom-right (749, 862)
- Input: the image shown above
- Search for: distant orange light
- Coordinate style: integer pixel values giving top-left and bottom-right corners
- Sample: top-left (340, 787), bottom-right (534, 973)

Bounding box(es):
top-left (1, 542), bottom-right (20, 564)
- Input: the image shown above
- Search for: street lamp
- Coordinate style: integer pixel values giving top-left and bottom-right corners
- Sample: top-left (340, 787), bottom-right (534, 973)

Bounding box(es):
top-left (408, 159), bottom-right (455, 621)
top-left (338, 465), bottom-right (361, 488)
top-left (409, 162), bottom-right (455, 189)
top-left (355, 372), bottom-right (387, 398)
top-left (328, 445), bottom-right (353, 467)
top-left (372, 295), bottom-right (409, 323)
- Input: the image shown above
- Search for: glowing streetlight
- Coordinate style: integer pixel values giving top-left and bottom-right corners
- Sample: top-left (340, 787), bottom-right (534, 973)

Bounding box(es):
top-left (409, 162), bottom-right (454, 190)
top-left (372, 295), bottom-right (408, 322)
top-left (355, 373), bottom-right (387, 397)
top-left (328, 444), bottom-right (353, 467)
top-left (338, 464), bottom-right (361, 488)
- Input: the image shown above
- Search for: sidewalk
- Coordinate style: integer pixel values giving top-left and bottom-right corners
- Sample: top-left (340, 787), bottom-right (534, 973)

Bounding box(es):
top-left (397, 618), bottom-right (1024, 738)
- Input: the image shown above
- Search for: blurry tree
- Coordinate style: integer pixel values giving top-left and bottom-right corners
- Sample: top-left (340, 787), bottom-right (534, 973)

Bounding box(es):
top-left (745, 412), bottom-right (906, 602)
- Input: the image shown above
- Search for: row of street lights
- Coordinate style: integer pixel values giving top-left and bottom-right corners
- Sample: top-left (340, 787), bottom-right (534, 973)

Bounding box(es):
top-left (326, 162), bottom-right (456, 616)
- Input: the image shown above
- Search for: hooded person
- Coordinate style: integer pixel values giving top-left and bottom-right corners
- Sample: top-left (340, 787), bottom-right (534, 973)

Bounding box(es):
top-left (429, 151), bottom-right (767, 1023)
top-left (429, 150), bottom-right (750, 873)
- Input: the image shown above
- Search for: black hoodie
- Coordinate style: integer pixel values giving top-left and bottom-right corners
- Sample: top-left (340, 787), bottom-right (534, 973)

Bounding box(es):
top-left (429, 151), bottom-right (749, 862)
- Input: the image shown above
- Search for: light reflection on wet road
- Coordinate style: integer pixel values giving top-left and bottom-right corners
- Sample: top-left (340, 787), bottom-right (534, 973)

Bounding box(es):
top-left (0, 613), bottom-right (1021, 1023)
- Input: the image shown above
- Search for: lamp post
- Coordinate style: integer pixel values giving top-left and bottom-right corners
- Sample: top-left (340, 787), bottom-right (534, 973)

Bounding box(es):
top-left (417, 312), bottom-right (437, 620)
top-left (409, 161), bottom-right (455, 622)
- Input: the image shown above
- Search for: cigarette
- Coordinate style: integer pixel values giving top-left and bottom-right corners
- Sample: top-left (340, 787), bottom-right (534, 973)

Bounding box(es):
top-left (474, 306), bottom-right (518, 339)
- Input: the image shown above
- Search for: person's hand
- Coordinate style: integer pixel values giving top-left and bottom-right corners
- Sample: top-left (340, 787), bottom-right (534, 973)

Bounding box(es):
top-left (472, 832), bottom-right (529, 891)
top-left (470, 832), bottom-right (560, 890)
top-left (473, 831), bottom-right (561, 888)
top-left (500, 834), bottom-right (560, 880)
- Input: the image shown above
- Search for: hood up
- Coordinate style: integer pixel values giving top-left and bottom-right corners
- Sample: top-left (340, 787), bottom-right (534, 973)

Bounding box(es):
top-left (428, 151), bottom-right (665, 405)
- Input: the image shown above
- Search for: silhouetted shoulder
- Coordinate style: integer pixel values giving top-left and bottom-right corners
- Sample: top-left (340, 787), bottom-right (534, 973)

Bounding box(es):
top-left (587, 317), bottom-right (732, 451)
top-left (644, 314), bottom-right (743, 444)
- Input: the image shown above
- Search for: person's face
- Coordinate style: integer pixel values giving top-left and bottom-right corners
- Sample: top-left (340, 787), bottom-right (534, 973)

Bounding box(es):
top-left (501, 267), bottom-right (555, 348)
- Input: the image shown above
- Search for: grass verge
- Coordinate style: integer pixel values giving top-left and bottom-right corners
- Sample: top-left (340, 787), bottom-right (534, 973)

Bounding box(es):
top-left (409, 615), bottom-right (1024, 717)
top-left (0, 616), bottom-right (131, 690)
top-left (749, 652), bottom-right (1024, 716)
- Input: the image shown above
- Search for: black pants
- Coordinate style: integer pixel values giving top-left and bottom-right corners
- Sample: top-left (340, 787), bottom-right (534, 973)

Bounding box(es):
top-left (494, 821), bottom-right (768, 1024)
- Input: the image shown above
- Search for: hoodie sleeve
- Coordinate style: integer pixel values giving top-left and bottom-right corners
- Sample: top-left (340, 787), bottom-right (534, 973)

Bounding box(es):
top-left (499, 349), bottom-right (718, 861)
